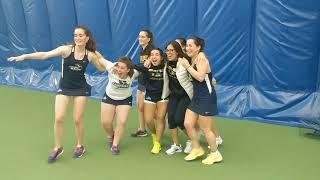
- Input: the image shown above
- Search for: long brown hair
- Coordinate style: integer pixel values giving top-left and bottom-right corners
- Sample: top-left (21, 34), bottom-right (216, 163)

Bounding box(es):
top-left (118, 56), bottom-right (134, 77)
top-left (74, 25), bottom-right (96, 52)
top-left (188, 35), bottom-right (205, 52)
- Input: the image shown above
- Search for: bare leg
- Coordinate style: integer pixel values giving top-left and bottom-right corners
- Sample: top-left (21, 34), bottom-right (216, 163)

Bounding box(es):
top-left (211, 120), bottom-right (220, 137)
top-left (113, 105), bottom-right (131, 146)
top-left (73, 96), bottom-right (88, 146)
top-left (171, 128), bottom-right (179, 145)
top-left (137, 90), bottom-right (146, 131)
top-left (198, 116), bottom-right (217, 151)
top-left (184, 109), bottom-right (199, 149)
top-left (101, 103), bottom-right (116, 138)
top-left (155, 101), bottom-right (168, 143)
top-left (144, 102), bottom-right (156, 134)
top-left (54, 95), bottom-right (70, 148)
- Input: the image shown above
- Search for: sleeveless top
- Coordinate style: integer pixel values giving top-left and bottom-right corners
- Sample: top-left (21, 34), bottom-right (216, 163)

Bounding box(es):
top-left (191, 65), bottom-right (214, 98)
top-left (60, 47), bottom-right (89, 89)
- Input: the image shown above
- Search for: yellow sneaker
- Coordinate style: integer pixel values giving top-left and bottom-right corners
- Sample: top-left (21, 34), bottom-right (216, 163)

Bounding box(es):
top-left (151, 142), bottom-right (161, 154)
top-left (184, 147), bottom-right (205, 161)
top-left (202, 152), bottom-right (223, 165)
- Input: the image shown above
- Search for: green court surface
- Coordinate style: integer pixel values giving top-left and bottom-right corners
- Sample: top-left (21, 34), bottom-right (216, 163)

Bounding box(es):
top-left (1, 86), bottom-right (319, 180)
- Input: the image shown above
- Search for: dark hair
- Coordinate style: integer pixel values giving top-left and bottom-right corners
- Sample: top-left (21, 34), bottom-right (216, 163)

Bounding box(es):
top-left (118, 56), bottom-right (134, 77)
top-left (149, 47), bottom-right (163, 56)
top-left (165, 40), bottom-right (191, 62)
top-left (141, 29), bottom-right (154, 47)
top-left (148, 47), bottom-right (164, 62)
top-left (188, 36), bottom-right (205, 52)
top-left (175, 38), bottom-right (186, 49)
top-left (75, 25), bottom-right (96, 52)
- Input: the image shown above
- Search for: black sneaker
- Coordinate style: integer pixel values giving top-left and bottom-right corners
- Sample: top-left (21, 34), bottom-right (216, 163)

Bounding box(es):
top-left (73, 145), bottom-right (86, 158)
top-left (130, 130), bottom-right (148, 137)
top-left (48, 147), bottom-right (64, 163)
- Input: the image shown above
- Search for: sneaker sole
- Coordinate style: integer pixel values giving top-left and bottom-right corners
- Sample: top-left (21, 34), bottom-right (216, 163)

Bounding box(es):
top-left (202, 157), bottom-right (223, 165)
top-left (151, 148), bottom-right (162, 154)
top-left (137, 134), bottom-right (148, 137)
top-left (166, 149), bottom-right (182, 155)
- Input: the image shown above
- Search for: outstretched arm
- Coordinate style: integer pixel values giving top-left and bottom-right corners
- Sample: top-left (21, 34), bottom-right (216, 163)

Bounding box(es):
top-left (88, 51), bottom-right (114, 72)
top-left (7, 46), bottom-right (69, 62)
top-left (134, 63), bottom-right (147, 73)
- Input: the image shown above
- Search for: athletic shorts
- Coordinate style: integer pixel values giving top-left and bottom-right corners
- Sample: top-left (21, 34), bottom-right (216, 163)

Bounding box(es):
top-left (101, 93), bottom-right (132, 106)
top-left (144, 92), bottom-right (168, 104)
top-left (57, 85), bottom-right (91, 96)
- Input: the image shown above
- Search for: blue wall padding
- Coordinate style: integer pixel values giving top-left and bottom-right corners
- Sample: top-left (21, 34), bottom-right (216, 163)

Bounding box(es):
top-left (1, 0), bottom-right (320, 127)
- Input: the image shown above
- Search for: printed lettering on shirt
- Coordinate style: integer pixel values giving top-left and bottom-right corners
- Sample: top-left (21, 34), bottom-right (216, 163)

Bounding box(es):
top-left (148, 68), bottom-right (163, 80)
top-left (112, 80), bottom-right (130, 89)
top-left (69, 64), bottom-right (83, 71)
top-left (167, 65), bottom-right (177, 79)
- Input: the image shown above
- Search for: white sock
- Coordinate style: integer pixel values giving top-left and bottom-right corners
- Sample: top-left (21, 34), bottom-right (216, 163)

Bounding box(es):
top-left (211, 150), bottom-right (220, 155)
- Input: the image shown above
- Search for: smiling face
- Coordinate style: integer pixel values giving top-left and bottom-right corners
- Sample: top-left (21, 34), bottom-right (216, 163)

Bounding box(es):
top-left (166, 44), bottom-right (178, 61)
top-left (116, 62), bottom-right (130, 77)
top-left (186, 39), bottom-right (201, 59)
top-left (149, 49), bottom-right (163, 66)
top-left (74, 28), bottom-right (89, 46)
top-left (138, 31), bottom-right (150, 47)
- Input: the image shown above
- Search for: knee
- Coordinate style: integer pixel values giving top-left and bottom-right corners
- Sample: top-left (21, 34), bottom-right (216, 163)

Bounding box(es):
top-left (117, 121), bottom-right (126, 128)
top-left (155, 115), bottom-right (164, 122)
top-left (73, 115), bottom-right (83, 126)
top-left (184, 120), bottom-right (193, 130)
top-left (101, 120), bottom-right (110, 127)
top-left (201, 127), bottom-right (212, 135)
top-left (55, 115), bottom-right (65, 125)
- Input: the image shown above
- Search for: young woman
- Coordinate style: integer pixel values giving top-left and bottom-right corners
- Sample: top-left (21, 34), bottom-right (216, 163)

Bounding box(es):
top-left (163, 41), bottom-right (194, 155)
top-left (176, 38), bottom-right (223, 150)
top-left (131, 30), bottom-right (155, 137)
top-left (99, 56), bottom-right (139, 155)
top-left (134, 48), bottom-right (168, 154)
top-left (178, 36), bottom-right (223, 165)
top-left (8, 26), bottom-right (107, 163)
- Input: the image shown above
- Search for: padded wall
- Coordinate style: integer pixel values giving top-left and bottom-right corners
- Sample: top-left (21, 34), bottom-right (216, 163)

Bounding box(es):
top-left (1, 0), bottom-right (320, 127)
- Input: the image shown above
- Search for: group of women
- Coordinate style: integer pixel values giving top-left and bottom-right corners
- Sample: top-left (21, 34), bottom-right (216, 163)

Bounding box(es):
top-left (8, 26), bottom-right (223, 165)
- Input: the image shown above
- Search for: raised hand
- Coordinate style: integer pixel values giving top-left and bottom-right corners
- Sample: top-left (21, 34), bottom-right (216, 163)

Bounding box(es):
top-left (143, 58), bottom-right (151, 68)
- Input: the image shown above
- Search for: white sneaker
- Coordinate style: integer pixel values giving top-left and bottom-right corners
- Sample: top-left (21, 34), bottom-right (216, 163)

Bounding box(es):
top-left (216, 136), bottom-right (223, 146)
top-left (184, 140), bottom-right (192, 154)
top-left (166, 144), bottom-right (182, 155)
